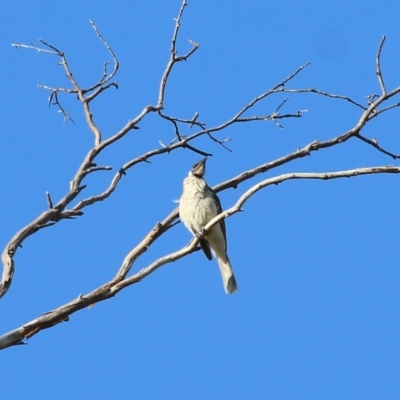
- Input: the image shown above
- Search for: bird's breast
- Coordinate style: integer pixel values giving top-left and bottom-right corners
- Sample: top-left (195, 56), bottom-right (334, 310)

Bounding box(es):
top-left (179, 177), bottom-right (219, 234)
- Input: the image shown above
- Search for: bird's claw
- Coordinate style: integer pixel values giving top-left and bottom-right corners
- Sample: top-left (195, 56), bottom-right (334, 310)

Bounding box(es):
top-left (196, 227), bottom-right (206, 238)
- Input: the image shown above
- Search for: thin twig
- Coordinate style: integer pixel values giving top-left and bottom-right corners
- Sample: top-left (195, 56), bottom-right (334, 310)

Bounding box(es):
top-left (39, 40), bottom-right (63, 55)
top-left (39, 84), bottom-right (76, 94)
top-left (378, 101), bottom-right (400, 114)
top-left (11, 42), bottom-right (59, 56)
top-left (82, 20), bottom-right (120, 102)
top-left (355, 133), bottom-right (400, 160)
top-left (283, 88), bottom-right (367, 109)
top-left (45, 192), bottom-right (53, 209)
top-left (83, 166), bottom-right (113, 174)
top-left (90, 20), bottom-right (119, 83)
top-left (236, 111), bottom-right (306, 123)
top-left (48, 91), bottom-right (75, 124)
top-left (157, 0), bottom-right (199, 107)
top-left (376, 36), bottom-right (387, 94)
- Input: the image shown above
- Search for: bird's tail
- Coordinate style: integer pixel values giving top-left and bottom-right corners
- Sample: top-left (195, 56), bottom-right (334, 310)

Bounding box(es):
top-left (217, 256), bottom-right (238, 294)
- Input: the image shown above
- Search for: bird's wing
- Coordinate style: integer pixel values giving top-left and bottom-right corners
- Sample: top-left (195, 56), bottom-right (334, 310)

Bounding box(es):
top-left (208, 186), bottom-right (227, 248)
top-left (200, 239), bottom-right (213, 260)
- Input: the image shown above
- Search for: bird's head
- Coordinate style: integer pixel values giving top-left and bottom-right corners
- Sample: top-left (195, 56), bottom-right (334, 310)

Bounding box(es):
top-left (190, 158), bottom-right (207, 177)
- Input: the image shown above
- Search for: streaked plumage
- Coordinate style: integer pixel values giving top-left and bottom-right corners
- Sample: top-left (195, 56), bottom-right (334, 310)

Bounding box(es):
top-left (179, 158), bottom-right (238, 294)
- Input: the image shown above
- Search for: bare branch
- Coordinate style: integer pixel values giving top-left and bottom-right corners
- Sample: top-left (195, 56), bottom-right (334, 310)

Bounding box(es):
top-left (75, 72), bottom-right (400, 213)
top-left (48, 91), bottom-right (75, 124)
top-left (189, 112), bottom-right (201, 128)
top-left (158, 0), bottom-right (199, 107)
top-left (2, 165), bottom-right (399, 349)
top-left (2, 3), bottom-right (201, 299)
top-left (72, 168), bottom-right (126, 210)
top-left (205, 132), bottom-right (233, 152)
top-left (157, 64), bottom-right (314, 149)
top-left (83, 165), bottom-right (113, 174)
top-left (376, 36), bottom-right (387, 94)
top-left (11, 42), bottom-right (59, 56)
top-left (98, 104), bottom-right (157, 150)
top-left (227, 63), bottom-right (310, 122)
top-left (45, 192), bottom-right (54, 209)
top-left (355, 133), bottom-right (400, 160)
top-left (82, 20), bottom-right (120, 102)
top-left (39, 39), bottom-right (63, 55)
top-left (0, 257), bottom-right (14, 299)
top-left (158, 65), bottom-right (314, 151)
top-left (37, 39), bottom-right (81, 93)
top-left (379, 101), bottom-right (400, 114)
top-left (4, 0), bottom-right (400, 353)
top-left (183, 144), bottom-right (213, 157)
top-left (159, 111), bottom-right (207, 135)
top-left (4, 35), bottom-right (399, 299)
top-left (89, 20), bottom-right (119, 84)
top-left (236, 111), bottom-right (306, 123)
top-left (367, 99), bottom-right (400, 123)
top-left (82, 101), bottom-right (102, 146)
top-left (283, 88), bottom-right (367, 109)
top-left (115, 165), bottom-right (400, 292)
top-left (14, 22), bottom-right (120, 144)
top-left (85, 81), bottom-right (119, 103)
top-left (0, 207), bottom-right (66, 298)
top-left (365, 87), bottom-right (400, 124)
top-left (38, 84), bottom-right (76, 96)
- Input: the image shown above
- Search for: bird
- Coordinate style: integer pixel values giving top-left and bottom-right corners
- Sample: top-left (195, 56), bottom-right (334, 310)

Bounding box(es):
top-left (179, 158), bottom-right (238, 294)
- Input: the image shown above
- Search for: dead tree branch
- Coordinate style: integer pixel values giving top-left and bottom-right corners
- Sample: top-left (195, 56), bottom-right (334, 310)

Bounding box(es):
top-left (376, 36), bottom-right (387, 95)
top-left (1, 165), bottom-right (399, 350)
top-left (2, 2), bottom-right (197, 298)
top-left (1, 0), bottom-right (399, 353)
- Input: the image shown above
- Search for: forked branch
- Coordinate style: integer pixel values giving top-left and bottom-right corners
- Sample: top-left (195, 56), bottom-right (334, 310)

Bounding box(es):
top-left (1, 0), bottom-right (197, 298)
top-left (1, 0), bottom-right (399, 353)
top-left (1, 165), bottom-right (399, 350)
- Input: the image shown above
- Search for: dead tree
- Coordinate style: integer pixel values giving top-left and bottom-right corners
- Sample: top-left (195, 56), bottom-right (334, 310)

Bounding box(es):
top-left (1, 0), bottom-right (400, 350)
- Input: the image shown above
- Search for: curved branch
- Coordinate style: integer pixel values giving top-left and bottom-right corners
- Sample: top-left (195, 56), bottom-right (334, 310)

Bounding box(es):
top-left (114, 165), bottom-right (400, 292)
top-left (1, 165), bottom-right (399, 349)
top-left (376, 36), bottom-right (387, 94)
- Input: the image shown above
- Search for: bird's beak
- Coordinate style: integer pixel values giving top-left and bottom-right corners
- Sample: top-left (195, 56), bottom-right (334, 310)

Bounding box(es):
top-left (191, 158), bottom-right (208, 177)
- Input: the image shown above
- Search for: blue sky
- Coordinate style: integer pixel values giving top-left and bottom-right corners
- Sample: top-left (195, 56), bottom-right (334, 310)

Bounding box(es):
top-left (1, 1), bottom-right (400, 399)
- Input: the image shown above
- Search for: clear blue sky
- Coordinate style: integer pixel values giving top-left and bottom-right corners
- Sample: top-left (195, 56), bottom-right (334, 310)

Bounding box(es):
top-left (1, 1), bottom-right (400, 399)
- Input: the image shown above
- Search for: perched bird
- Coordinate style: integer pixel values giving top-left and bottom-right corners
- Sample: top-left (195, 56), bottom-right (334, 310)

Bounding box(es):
top-left (179, 158), bottom-right (238, 294)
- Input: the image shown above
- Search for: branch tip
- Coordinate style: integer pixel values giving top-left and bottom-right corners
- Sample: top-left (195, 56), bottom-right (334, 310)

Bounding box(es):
top-left (376, 36), bottom-right (387, 94)
top-left (45, 191), bottom-right (54, 209)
